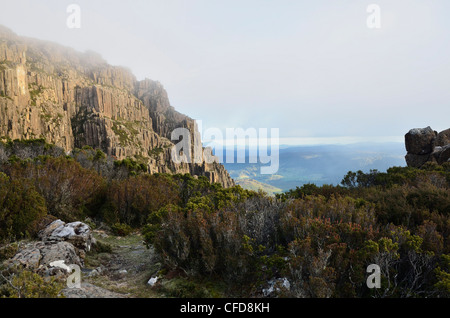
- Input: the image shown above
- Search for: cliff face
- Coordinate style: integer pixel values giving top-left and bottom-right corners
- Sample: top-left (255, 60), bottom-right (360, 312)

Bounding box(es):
top-left (0, 26), bottom-right (234, 187)
top-left (405, 126), bottom-right (450, 168)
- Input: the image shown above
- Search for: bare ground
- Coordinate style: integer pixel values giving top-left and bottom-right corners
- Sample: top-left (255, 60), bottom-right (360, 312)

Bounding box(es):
top-left (65, 231), bottom-right (162, 298)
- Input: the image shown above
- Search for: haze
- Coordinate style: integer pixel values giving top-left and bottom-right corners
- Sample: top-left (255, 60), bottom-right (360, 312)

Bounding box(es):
top-left (1, 0), bottom-right (449, 144)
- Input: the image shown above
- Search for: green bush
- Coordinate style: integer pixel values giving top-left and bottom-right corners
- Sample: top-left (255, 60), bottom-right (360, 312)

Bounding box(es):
top-left (90, 240), bottom-right (113, 254)
top-left (113, 158), bottom-right (147, 174)
top-left (103, 174), bottom-right (179, 227)
top-left (152, 173), bottom-right (449, 297)
top-left (0, 174), bottom-right (47, 240)
top-left (7, 157), bottom-right (106, 222)
top-left (0, 268), bottom-right (65, 298)
top-left (111, 223), bottom-right (133, 236)
top-left (0, 243), bottom-right (18, 261)
top-left (93, 149), bottom-right (106, 161)
top-left (434, 254), bottom-right (450, 297)
top-left (159, 278), bottom-right (215, 298)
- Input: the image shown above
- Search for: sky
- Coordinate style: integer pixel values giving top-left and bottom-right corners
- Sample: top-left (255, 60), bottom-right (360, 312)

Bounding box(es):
top-left (0, 0), bottom-right (449, 145)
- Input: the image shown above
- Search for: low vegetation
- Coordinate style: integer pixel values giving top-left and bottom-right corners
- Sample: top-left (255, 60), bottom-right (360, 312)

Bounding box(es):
top-left (0, 139), bottom-right (449, 298)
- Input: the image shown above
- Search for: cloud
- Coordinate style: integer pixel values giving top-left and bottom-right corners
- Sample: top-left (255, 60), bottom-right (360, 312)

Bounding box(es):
top-left (1, 0), bottom-right (448, 140)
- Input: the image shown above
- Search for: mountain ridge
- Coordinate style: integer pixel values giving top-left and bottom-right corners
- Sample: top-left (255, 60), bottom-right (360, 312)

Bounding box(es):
top-left (0, 25), bottom-right (234, 187)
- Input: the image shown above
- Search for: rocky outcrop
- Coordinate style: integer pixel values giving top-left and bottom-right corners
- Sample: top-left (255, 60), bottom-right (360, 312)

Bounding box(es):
top-left (2, 219), bottom-right (132, 298)
top-left (0, 25), bottom-right (234, 187)
top-left (6, 220), bottom-right (93, 277)
top-left (38, 220), bottom-right (94, 256)
top-left (405, 126), bottom-right (450, 168)
top-left (11, 240), bottom-right (80, 268)
top-left (436, 128), bottom-right (450, 147)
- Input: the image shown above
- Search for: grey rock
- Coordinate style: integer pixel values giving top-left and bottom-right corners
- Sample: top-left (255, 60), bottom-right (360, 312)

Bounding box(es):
top-left (432, 146), bottom-right (443, 160)
top-left (405, 153), bottom-right (432, 168)
top-left (405, 126), bottom-right (437, 155)
top-left (405, 127), bottom-right (450, 168)
top-left (8, 241), bottom-right (80, 274)
top-left (39, 220), bottom-right (93, 253)
top-left (438, 144), bottom-right (450, 164)
top-left (88, 269), bottom-right (99, 277)
top-left (40, 241), bottom-right (81, 268)
top-left (436, 128), bottom-right (450, 147)
top-left (37, 219), bottom-right (65, 241)
top-left (11, 243), bottom-right (43, 270)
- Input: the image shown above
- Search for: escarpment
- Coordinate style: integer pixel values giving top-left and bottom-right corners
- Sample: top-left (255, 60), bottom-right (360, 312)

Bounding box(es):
top-left (0, 26), bottom-right (234, 187)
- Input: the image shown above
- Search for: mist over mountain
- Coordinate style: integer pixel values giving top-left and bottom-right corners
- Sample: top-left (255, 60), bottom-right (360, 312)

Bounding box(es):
top-left (0, 1), bottom-right (449, 303)
top-left (0, 25), bottom-right (234, 187)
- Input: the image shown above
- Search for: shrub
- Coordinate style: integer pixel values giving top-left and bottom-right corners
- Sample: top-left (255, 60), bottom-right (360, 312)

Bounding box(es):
top-left (103, 174), bottom-right (179, 226)
top-left (0, 242), bottom-right (18, 261)
top-left (90, 240), bottom-right (113, 254)
top-left (142, 204), bottom-right (180, 245)
top-left (111, 223), bottom-right (133, 236)
top-left (113, 158), bottom-right (147, 174)
top-left (6, 157), bottom-right (106, 222)
top-left (434, 254), bottom-right (450, 297)
top-left (0, 174), bottom-right (47, 240)
top-left (93, 149), bottom-right (106, 161)
top-left (152, 196), bottom-right (285, 290)
top-left (0, 268), bottom-right (65, 298)
top-left (159, 278), bottom-right (215, 298)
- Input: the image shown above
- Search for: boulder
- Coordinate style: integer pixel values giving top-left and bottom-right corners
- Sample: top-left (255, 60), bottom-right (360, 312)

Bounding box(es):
top-left (405, 126), bottom-right (437, 155)
top-left (436, 128), bottom-right (450, 147)
top-left (10, 242), bottom-right (44, 270)
top-left (39, 220), bottom-right (93, 253)
top-left (438, 144), bottom-right (450, 164)
top-left (7, 220), bottom-right (90, 276)
top-left (405, 153), bottom-right (432, 168)
top-left (37, 219), bottom-right (65, 240)
top-left (432, 146), bottom-right (443, 159)
top-left (405, 127), bottom-right (450, 168)
top-left (40, 242), bottom-right (82, 268)
top-left (8, 241), bottom-right (81, 272)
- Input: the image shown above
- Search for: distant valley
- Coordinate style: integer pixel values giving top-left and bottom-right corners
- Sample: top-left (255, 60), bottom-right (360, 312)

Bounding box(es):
top-left (222, 142), bottom-right (407, 195)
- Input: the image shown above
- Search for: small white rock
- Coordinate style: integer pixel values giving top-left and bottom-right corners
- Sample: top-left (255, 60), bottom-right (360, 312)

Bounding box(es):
top-left (147, 276), bottom-right (158, 286)
top-left (49, 260), bottom-right (71, 273)
top-left (88, 269), bottom-right (99, 277)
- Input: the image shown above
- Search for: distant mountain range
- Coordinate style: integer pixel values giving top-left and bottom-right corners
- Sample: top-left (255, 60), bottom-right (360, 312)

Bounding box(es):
top-left (222, 142), bottom-right (407, 195)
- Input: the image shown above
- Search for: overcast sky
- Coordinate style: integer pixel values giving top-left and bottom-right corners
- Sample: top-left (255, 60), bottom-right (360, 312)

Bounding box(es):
top-left (1, 0), bottom-right (449, 144)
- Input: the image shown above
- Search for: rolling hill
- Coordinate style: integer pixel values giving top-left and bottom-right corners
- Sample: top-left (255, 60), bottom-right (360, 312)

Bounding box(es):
top-left (223, 142), bottom-right (407, 194)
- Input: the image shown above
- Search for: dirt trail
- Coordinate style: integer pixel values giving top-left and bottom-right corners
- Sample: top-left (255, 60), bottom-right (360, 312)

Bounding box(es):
top-left (69, 231), bottom-right (161, 298)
